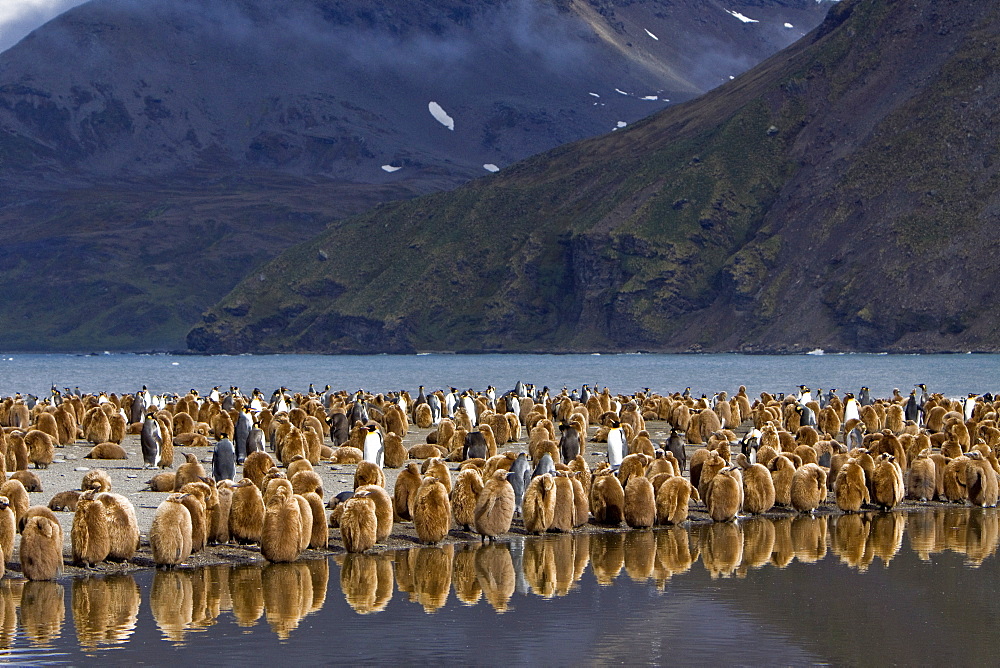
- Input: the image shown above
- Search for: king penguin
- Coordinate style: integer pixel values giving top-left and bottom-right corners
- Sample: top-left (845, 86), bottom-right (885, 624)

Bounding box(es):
top-left (607, 420), bottom-right (626, 471)
top-left (141, 413), bottom-right (162, 469)
top-left (130, 387), bottom-right (147, 425)
top-left (843, 393), bottom-right (860, 424)
top-left (859, 386), bottom-right (872, 407)
top-left (363, 423), bottom-right (385, 468)
top-left (428, 393), bottom-right (442, 424)
top-left (234, 408), bottom-right (253, 464)
top-left (213, 434), bottom-right (237, 482)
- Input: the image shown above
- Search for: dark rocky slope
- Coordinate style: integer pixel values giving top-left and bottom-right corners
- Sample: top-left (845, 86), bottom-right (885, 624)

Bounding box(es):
top-left (190, 0), bottom-right (1000, 354)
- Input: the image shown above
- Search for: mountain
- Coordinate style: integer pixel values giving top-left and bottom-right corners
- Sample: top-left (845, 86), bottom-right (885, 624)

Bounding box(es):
top-left (0, 0), bottom-right (832, 351)
top-left (189, 0), bottom-right (1000, 354)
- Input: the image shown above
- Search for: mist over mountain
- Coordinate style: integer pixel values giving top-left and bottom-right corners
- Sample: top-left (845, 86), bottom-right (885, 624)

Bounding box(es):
top-left (0, 0), bottom-right (833, 351)
top-left (190, 0), bottom-right (1000, 355)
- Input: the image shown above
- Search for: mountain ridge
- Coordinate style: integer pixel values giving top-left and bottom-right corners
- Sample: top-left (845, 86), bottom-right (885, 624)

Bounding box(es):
top-left (188, 0), bottom-right (1000, 354)
top-left (0, 0), bottom-right (832, 351)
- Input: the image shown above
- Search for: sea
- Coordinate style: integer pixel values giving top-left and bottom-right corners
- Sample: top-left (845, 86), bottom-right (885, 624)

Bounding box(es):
top-left (1, 351), bottom-right (996, 400)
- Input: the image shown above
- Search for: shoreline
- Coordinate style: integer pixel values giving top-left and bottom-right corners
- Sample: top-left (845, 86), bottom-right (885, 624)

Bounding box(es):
top-left (1, 417), bottom-right (971, 582)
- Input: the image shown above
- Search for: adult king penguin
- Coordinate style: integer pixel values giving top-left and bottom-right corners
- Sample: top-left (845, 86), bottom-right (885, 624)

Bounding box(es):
top-left (234, 408), bottom-right (253, 464)
top-left (213, 434), bottom-right (237, 482)
top-left (607, 420), bottom-right (626, 471)
top-left (363, 424), bottom-right (385, 468)
top-left (141, 413), bottom-right (162, 469)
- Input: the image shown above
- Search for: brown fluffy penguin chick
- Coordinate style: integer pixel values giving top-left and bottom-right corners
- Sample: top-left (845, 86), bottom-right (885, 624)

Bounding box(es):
top-left (943, 455), bottom-right (970, 502)
top-left (549, 472), bottom-right (577, 532)
top-left (98, 492), bottom-right (140, 561)
top-left (47, 490), bottom-right (81, 512)
top-left (302, 491), bottom-right (328, 549)
top-left (353, 461), bottom-right (385, 491)
top-left (178, 490), bottom-right (207, 554)
top-left (23, 430), bottom-right (54, 469)
top-left (906, 450), bottom-right (937, 502)
top-left (294, 493), bottom-right (313, 552)
top-left (261, 485), bottom-right (302, 563)
top-left (210, 481), bottom-right (234, 545)
top-left (617, 453), bottom-right (651, 488)
top-left (590, 469), bottom-right (625, 526)
top-left (872, 453), bottom-right (904, 510)
top-left (834, 459), bottom-right (870, 512)
top-left (413, 476), bottom-right (452, 545)
top-left (340, 492), bottom-right (378, 553)
top-left (10, 470), bottom-right (42, 493)
top-left (623, 475), bottom-right (656, 529)
top-left (6, 432), bottom-right (28, 472)
top-left (146, 472), bottom-right (176, 493)
top-left (790, 463), bottom-right (828, 513)
top-left (285, 455), bottom-right (313, 479)
top-left (0, 479), bottom-right (29, 527)
top-left (84, 442), bottom-right (127, 460)
top-left (705, 466), bottom-right (743, 522)
top-left (81, 469), bottom-right (112, 493)
top-left (450, 468), bottom-right (485, 532)
top-left (696, 451), bottom-right (728, 501)
top-left (243, 451), bottom-right (276, 491)
top-left (71, 488), bottom-right (111, 567)
top-left (768, 454), bottom-right (796, 507)
top-left (393, 463), bottom-right (422, 521)
top-left (174, 453), bottom-right (207, 491)
top-left (966, 450), bottom-right (1000, 508)
top-left (523, 474), bottom-right (557, 534)
top-left (150, 493), bottom-right (193, 568)
top-left (355, 484), bottom-right (393, 542)
top-left (229, 478), bottom-right (265, 545)
top-left (18, 505), bottom-right (59, 535)
top-left (383, 432), bottom-right (408, 468)
top-left (291, 470), bottom-right (324, 497)
top-left (0, 497), bottom-right (14, 564)
top-left (473, 470), bottom-right (514, 542)
top-left (655, 476), bottom-right (700, 526)
top-left (735, 453), bottom-right (775, 515)
top-left (422, 458), bottom-right (452, 494)
top-left (20, 516), bottom-right (63, 580)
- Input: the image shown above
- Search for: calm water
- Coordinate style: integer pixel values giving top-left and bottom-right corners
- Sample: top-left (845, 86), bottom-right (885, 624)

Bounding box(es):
top-left (0, 508), bottom-right (997, 665)
top-left (1, 352), bottom-right (998, 399)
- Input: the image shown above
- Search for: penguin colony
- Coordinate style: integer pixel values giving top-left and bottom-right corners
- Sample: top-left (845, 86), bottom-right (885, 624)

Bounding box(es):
top-left (0, 381), bottom-right (996, 576)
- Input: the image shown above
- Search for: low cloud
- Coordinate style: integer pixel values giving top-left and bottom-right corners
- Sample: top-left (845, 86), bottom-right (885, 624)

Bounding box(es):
top-left (0, 0), bottom-right (88, 53)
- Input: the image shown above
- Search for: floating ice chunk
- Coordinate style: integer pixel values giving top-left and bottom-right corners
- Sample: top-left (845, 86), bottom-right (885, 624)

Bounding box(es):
top-left (616, 121), bottom-right (627, 128)
top-left (589, 92), bottom-right (600, 98)
top-left (381, 165), bottom-right (402, 172)
top-left (644, 28), bottom-right (659, 40)
top-left (784, 22), bottom-right (794, 28)
top-left (483, 164), bottom-right (499, 173)
top-left (641, 95), bottom-right (658, 101)
top-left (615, 88), bottom-right (628, 96)
top-left (725, 9), bottom-right (759, 23)
top-left (428, 101), bottom-right (455, 130)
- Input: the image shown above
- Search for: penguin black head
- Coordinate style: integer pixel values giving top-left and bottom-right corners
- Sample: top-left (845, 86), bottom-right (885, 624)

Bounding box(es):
top-left (365, 424), bottom-right (378, 433)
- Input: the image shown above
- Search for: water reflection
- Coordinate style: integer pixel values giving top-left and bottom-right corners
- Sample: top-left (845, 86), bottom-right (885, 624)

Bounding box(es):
top-left (0, 507), bottom-right (999, 659)
top-left (20, 581), bottom-right (64, 647)
top-left (72, 575), bottom-right (139, 650)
